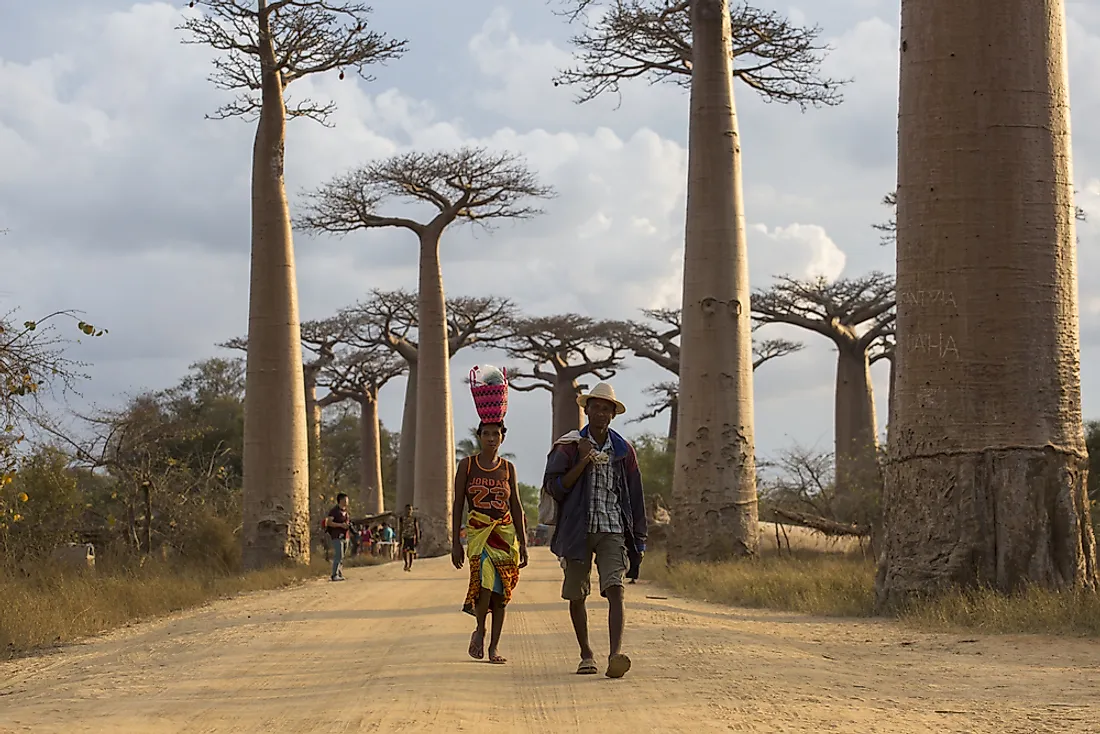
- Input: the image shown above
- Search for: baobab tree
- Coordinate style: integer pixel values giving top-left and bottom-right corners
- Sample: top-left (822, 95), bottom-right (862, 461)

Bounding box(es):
top-left (300, 149), bottom-right (550, 554)
top-left (751, 273), bottom-right (895, 526)
top-left (180, 0), bottom-right (406, 568)
top-left (502, 315), bottom-right (630, 441)
top-left (335, 288), bottom-right (520, 552)
top-left (319, 347), bottom-right (405, 515)
top-left (556, 0), bottom-right (843, 562)
top-left (877, 0), bottom-right (1097, 608)
top-left (621, 308), bottom-right (802, 442)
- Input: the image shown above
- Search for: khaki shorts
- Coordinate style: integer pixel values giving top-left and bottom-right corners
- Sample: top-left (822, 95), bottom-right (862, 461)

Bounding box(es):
top-left (561, 532), bottom-right (628, 600)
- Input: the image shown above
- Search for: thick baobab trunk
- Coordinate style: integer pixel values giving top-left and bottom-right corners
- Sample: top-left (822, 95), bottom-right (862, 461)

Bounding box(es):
top-left (877, 0), bottom-right (1096, 608)
top-left (669, 0), bottom-right (758, 563)
top-left (833, 345), bottom-right (880, 525)
top-left (413, 228), bottom-right (453, 557)
top-left (358, 396), bottom-right (385, 516)
top-left (241, 13), bottom-right (310, 569)
top-left (885, 352), bottom-right (895, 442)
top-left (551, 373), bottom-right (584, 441)
top-left (396, 360), bottom-right (417, 513)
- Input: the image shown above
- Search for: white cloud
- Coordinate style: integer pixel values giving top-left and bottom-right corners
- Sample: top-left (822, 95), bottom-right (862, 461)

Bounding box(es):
top-left (751, 223), bottom-right (848, 283)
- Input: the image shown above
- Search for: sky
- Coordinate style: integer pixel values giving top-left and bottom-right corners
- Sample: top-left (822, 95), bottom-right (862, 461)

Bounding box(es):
top-left (2, 0), bottom-right (1100, 486)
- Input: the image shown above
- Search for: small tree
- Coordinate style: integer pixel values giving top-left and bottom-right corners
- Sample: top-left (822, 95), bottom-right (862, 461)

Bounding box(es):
top-left (319, 347), bottom-right (404, 515)
top-left (502, 315), bottom-right (630, 441)
top-left (181, 0), bottom-right (406, 569)
top-left (1, 311), bottom-right (103, 488)
top-left (752, 273), bottom-right (895, 525)
top-left (340, 290), bottom-right (516, 515)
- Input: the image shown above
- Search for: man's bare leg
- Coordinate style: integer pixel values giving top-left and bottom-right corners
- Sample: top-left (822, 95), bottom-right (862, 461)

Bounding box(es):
top-left (605, 585), bottom-right (631, 678)
top-left (569, 599), bottom-right (594, 661)
top-left (487, 594), bottom-right (507, 663)
top-left (606, 585), bottom-right (625, 655)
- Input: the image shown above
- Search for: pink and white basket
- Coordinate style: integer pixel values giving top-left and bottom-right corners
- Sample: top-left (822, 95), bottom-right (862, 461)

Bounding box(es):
top-left (469, 365), bottom-right (509, 424)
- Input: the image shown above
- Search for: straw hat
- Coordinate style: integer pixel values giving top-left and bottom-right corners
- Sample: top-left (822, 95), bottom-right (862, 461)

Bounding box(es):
top-left (576, 382), bottom-right (627, 415)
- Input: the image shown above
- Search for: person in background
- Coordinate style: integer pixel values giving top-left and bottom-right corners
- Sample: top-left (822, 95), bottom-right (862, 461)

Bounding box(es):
top-left (399, 505), bottom-right (421, 572)
top-left (326, 493), bottom-right (351, 582)
top-left (381, 522), bottom-right (396, 559)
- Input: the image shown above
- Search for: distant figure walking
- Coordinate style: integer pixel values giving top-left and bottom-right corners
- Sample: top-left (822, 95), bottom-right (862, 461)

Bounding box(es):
top-left (325, 493), bottom-right (351, 582)
top-left (399, 505), bottom-right (421, 572)
top-left (542, 382), bottom-right (647, 678)
top-left (451, 420), bottom-right (528, 664)
top-left (381, 522), bottom-right (397, 559)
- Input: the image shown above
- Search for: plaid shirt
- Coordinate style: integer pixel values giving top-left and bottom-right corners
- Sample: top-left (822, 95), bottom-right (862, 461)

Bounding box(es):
top-left (586, 433), bottom-right (623, 533)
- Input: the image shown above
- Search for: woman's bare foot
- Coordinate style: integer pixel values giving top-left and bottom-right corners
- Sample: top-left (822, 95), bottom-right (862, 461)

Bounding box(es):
top-left (468, 630), bottom-right (485, 660)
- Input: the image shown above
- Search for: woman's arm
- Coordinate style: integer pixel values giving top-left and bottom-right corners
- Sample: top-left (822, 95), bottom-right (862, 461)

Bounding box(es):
top-left (451, 458), bottom-right (469, 549)
top-left (506, 462), bottom-right (529, 567)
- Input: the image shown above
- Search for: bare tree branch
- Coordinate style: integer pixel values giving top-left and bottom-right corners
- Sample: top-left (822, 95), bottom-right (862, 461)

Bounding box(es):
top-left (757, 443), bottom-right (837, 519)
top-left (620, 307), bottom-right (802, 375)
top-left (296, 147), bottom-right (556, 233)
top-left (628, 380), bottom-right (679, 424)
top-left (179, 0), bottom-right (407, 123)
top-left (319, 345), bottom-right (405, 403)
top-left (502, 315), bottom-right (630, 388)
top-left (553, 0), bottom-right (846, 110)
top-left (1, 310), bottom-right (105, 480)
top-left (339, 290), bottom-right (518, 364)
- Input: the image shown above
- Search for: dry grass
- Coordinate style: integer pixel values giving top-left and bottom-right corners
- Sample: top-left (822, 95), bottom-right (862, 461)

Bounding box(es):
top-left (1, 558), bottom-right (339, 659)
top-left (646, 550), bottom-right (877, 618)
top-left (647, 549), bottom-right (1100, 636)
top-left (899, 585), bottom-right (1100, 636)
top-left (2, 549), bottom-right (394, 658)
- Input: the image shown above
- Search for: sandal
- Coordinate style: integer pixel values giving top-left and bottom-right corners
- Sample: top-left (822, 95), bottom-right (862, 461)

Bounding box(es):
top-left (488, 652), bottom-right (507, 664)
top-left (606, 653), bottom-right (631, 679)
top-left (468, 631), bottom-right (485, 660)
top-left (576, 658), bottom-right (598, 675)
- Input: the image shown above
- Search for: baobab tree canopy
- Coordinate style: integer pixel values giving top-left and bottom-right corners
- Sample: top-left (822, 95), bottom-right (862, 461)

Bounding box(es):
top-left (504, 314), bottom-right (630, 441)
top-left (180, 0), bottom-right (407, 123)
top-left (298, 147), bottom-right (555, 232)
top-left (553, 0), bottom-right (846, 108)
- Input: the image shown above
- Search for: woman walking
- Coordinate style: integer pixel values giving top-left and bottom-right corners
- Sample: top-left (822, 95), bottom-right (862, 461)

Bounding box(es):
top-left (451, 365), bottom-right (527, 664)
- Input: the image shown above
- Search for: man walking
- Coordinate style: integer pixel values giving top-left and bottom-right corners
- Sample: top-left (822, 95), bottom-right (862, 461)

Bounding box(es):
top-left (399, 504), bottom-right (421, 572)
top-left (542, 382), bottom-right (647, 679)
top-left (325, 493), bottom-right (351, 582)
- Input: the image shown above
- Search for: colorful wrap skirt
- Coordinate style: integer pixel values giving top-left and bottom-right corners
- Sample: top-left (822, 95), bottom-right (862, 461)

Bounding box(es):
top-left (462, 510), bottom-right (521, 616)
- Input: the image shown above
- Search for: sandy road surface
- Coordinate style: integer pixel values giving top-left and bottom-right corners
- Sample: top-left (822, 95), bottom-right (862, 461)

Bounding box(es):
top-left (2, 550), bottom-right (1099, 734)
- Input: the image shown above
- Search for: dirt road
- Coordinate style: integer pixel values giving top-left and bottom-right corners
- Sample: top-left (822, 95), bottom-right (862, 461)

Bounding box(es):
top-left (2, 550), bottom-right (1099, 733)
